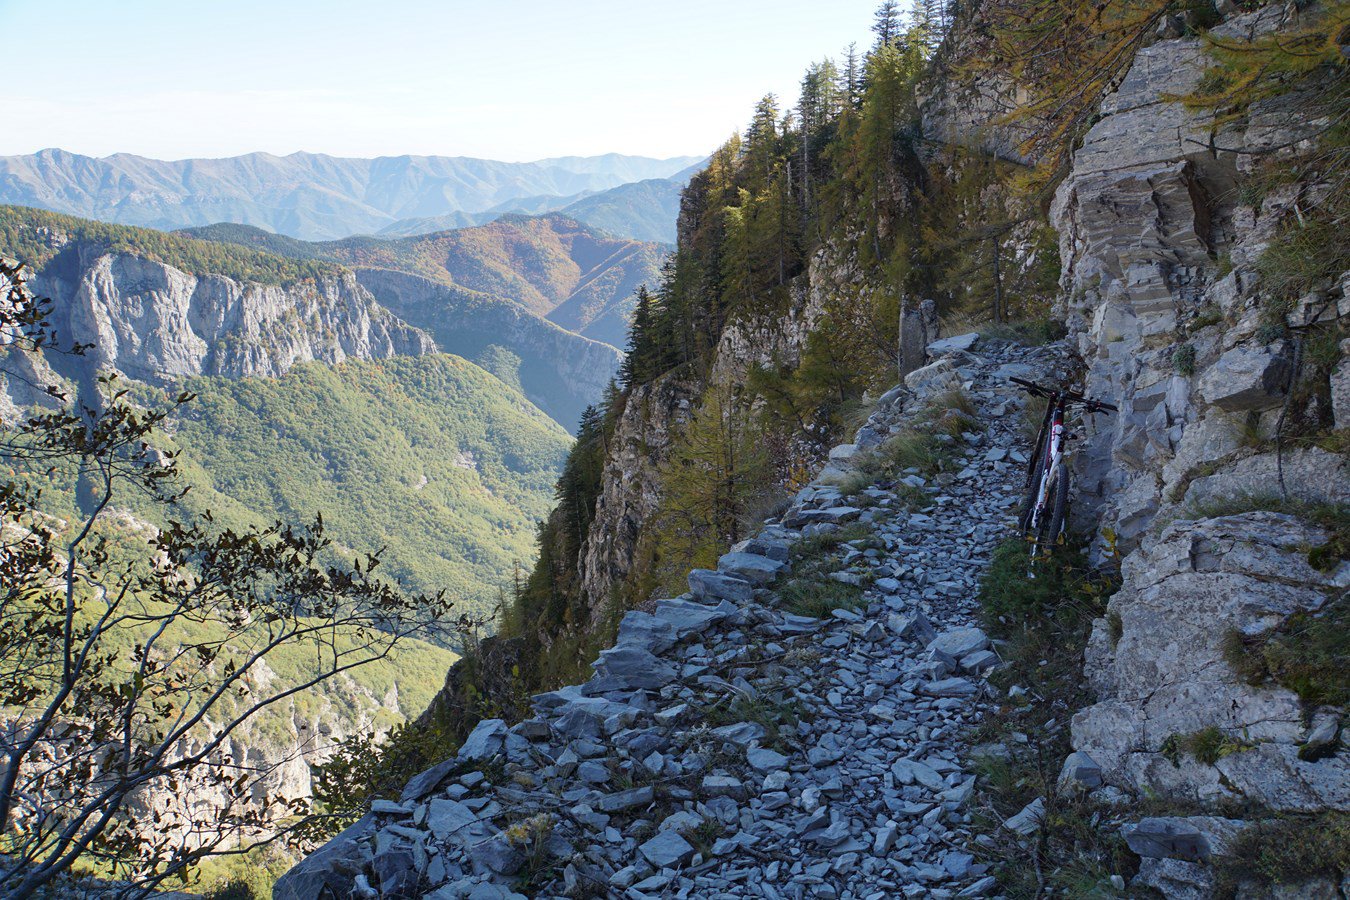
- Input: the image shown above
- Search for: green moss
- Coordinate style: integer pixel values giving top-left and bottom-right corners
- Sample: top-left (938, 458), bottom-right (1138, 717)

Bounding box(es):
top-left (1222, 596), bottom-right (1348, 708)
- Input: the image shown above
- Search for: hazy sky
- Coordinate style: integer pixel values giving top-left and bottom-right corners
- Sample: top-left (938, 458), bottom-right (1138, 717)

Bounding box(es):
top-left (0, 0), bottom-right (882, 162)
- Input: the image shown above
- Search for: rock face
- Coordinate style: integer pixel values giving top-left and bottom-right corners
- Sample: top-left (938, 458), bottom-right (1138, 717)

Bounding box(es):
top-left (1046, 6), bottom-right (1349, 816)
top-left (35, 248), bottom-right (433, 386)
top-left (1076, 512), bottom-right (1349, 811)
top-left (1052, 7), bottom-right (1348, 550)
top-left (570, 241), bottom-right (834, 624)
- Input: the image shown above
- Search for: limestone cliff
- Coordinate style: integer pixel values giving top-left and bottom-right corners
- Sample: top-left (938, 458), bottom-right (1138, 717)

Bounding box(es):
top-left (30, 246), bottom-right (433, 388)
top-left (1045, 6), bottom-right (1349, 826)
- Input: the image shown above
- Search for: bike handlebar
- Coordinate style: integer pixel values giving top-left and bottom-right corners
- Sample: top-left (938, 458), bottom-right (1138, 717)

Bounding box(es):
top-left (1010, 376), bottom-right (1118, 413)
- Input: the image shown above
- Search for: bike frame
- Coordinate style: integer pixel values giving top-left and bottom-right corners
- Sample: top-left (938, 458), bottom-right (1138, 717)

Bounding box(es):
top-left (1027, 395), bottom-right (1068, 538)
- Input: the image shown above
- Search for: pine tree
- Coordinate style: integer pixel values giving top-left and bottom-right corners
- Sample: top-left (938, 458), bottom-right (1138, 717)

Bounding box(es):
top-left (841, 43), bottom-right (862, 109)
top-left (619, 285), bottom-right (657, 387)
top-left (872, 0), bottom-right (903, 50)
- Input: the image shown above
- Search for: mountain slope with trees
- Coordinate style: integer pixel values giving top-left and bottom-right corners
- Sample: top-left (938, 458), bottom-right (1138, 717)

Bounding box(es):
top-left (183, 213), bottom-right (668, 348)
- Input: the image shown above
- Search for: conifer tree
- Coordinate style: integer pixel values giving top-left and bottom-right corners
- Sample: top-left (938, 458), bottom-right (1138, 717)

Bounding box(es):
top-left (841, 43), bottom-right (862, 108)
top-left (619, 285), bottom-right (657, 388)
top-left (872, 1), bottom-right (904, 50)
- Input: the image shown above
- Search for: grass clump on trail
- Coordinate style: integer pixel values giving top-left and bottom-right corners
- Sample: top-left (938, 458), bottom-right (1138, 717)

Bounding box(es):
top-left (777, 522), bottom-right (869, 619)
top-left (970, 538), bottom-right (1130, 898)
top-left (826, 390), bottom-right (979, 503)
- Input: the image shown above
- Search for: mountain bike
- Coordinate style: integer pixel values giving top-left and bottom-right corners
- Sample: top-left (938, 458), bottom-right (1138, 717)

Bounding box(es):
top-left (1010, 376), bottom-right (1117, 565)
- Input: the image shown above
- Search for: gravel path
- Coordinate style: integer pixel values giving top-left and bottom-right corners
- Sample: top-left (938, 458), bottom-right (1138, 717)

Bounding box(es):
top-left (280, 335), bottom-right (1076, 900)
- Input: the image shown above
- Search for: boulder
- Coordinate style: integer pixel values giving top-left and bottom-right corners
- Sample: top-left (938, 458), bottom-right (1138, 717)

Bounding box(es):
top-left (426, 798), bottom-right (486, 845)
top-left (1122, 816), bottom-right (1246, 862)
top-left (1003, 797), bottom-right (1045, 835)
top-left (595, 785), bottom-right (654, 813)
top-left (615, 610), bottom-right (679, 654)
top-left (1197, 344), bottom-right (1292, 411)
top-left (927, 627), bottom-right (991, 667)
top-left (655, 596), bottom-right (732, 635)
top-left (273, 813), bottom-right (376, 900)
top-left (593, 645), bottom-right (678, 691)
top-left (717, 551), bottom-right (785, 585)
top-left (458, 719), bottom-right (508, 761)
top-left (1057, 751), bottom-right (1103, 792)
top-left (891, 610), bottom-right (938, 645)
top-left (639, 830), bottom-right (695, 869)
top-left (903, 357), bottom-right (962, 398)
top-left (401, 758), bottom-right (459, 803)
top-left (927, 332), bottom-right (979, 354)
top-left (687, 569), bottom-right (754, 604)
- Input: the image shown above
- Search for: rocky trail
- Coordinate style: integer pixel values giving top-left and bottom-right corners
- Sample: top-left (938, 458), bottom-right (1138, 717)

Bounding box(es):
top-left (277, 334), bottom-right (1082, 900)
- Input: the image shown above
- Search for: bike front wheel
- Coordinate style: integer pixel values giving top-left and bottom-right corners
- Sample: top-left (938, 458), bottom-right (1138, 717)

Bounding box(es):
top-left (1036, 462), bottom-right (1070, 549)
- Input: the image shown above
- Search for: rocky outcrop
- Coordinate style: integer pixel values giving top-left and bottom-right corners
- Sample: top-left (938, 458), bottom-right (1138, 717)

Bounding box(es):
top-left (1048, 4), bottom-right (1349, 827)
top-left (36, 249), bottom-right (433, 386)
top-left (571, 244), bottom-right (836, 626)
top-left (1053, 7), bottom-right (1347, 549)
top-left (577, 373), bottom-right (695, 617)
top-left (1076, 512), bottom-right (1348, 811)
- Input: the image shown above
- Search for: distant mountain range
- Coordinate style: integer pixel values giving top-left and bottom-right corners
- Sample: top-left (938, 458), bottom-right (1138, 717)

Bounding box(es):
top-left (0, 149), bottom-right (702, 243)
top-left (179, 212), bottom-right (663, 348)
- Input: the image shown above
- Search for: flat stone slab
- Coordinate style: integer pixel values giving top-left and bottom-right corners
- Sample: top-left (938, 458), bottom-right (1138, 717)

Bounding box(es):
top-left (593, 645), bottom-right (677, 691)
top-left (639, 830), bottom-right (695, 869)
top-left (928, 627), bottom-right (991, 666)
top-left (615, 610), bottom-right (679, 654)
top-left (927, 332), bottom-right (979, 354)
top-left (717, 551), bottom-right (785, 584)
top-left (687, 569), bottom-right (754, 604)
top-left (921, 677), bottom-right (979, 698)
top-left (426, 798), bottom-right (486, 844)
top-left (595, 785), bottom-right (654, 813)
top-left (654, 596), bottom-right (732, 636)
top-left (458, 718), bottom-right (507, 761)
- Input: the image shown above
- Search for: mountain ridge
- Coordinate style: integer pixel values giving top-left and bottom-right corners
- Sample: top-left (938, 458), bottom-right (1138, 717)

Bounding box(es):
top-left (180, 212), bottom-right (666, 348)
top-left (0, 148), bottom-right (704, 242)
top-left (0, 204), bottom-right (622, 430)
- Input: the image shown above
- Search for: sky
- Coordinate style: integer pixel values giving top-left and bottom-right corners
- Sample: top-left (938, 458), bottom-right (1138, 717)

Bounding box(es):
top-left (0, 0), bottom-right (884, 162)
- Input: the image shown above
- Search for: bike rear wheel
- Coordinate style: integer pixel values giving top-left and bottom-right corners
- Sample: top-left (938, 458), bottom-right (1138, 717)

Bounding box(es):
top-left (1018, 431), bottom-right (1050, 535)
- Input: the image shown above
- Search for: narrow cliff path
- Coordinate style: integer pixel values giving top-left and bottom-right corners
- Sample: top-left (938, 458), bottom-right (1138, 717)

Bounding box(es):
top-left (277, 335), bottom-right (1075, 900)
